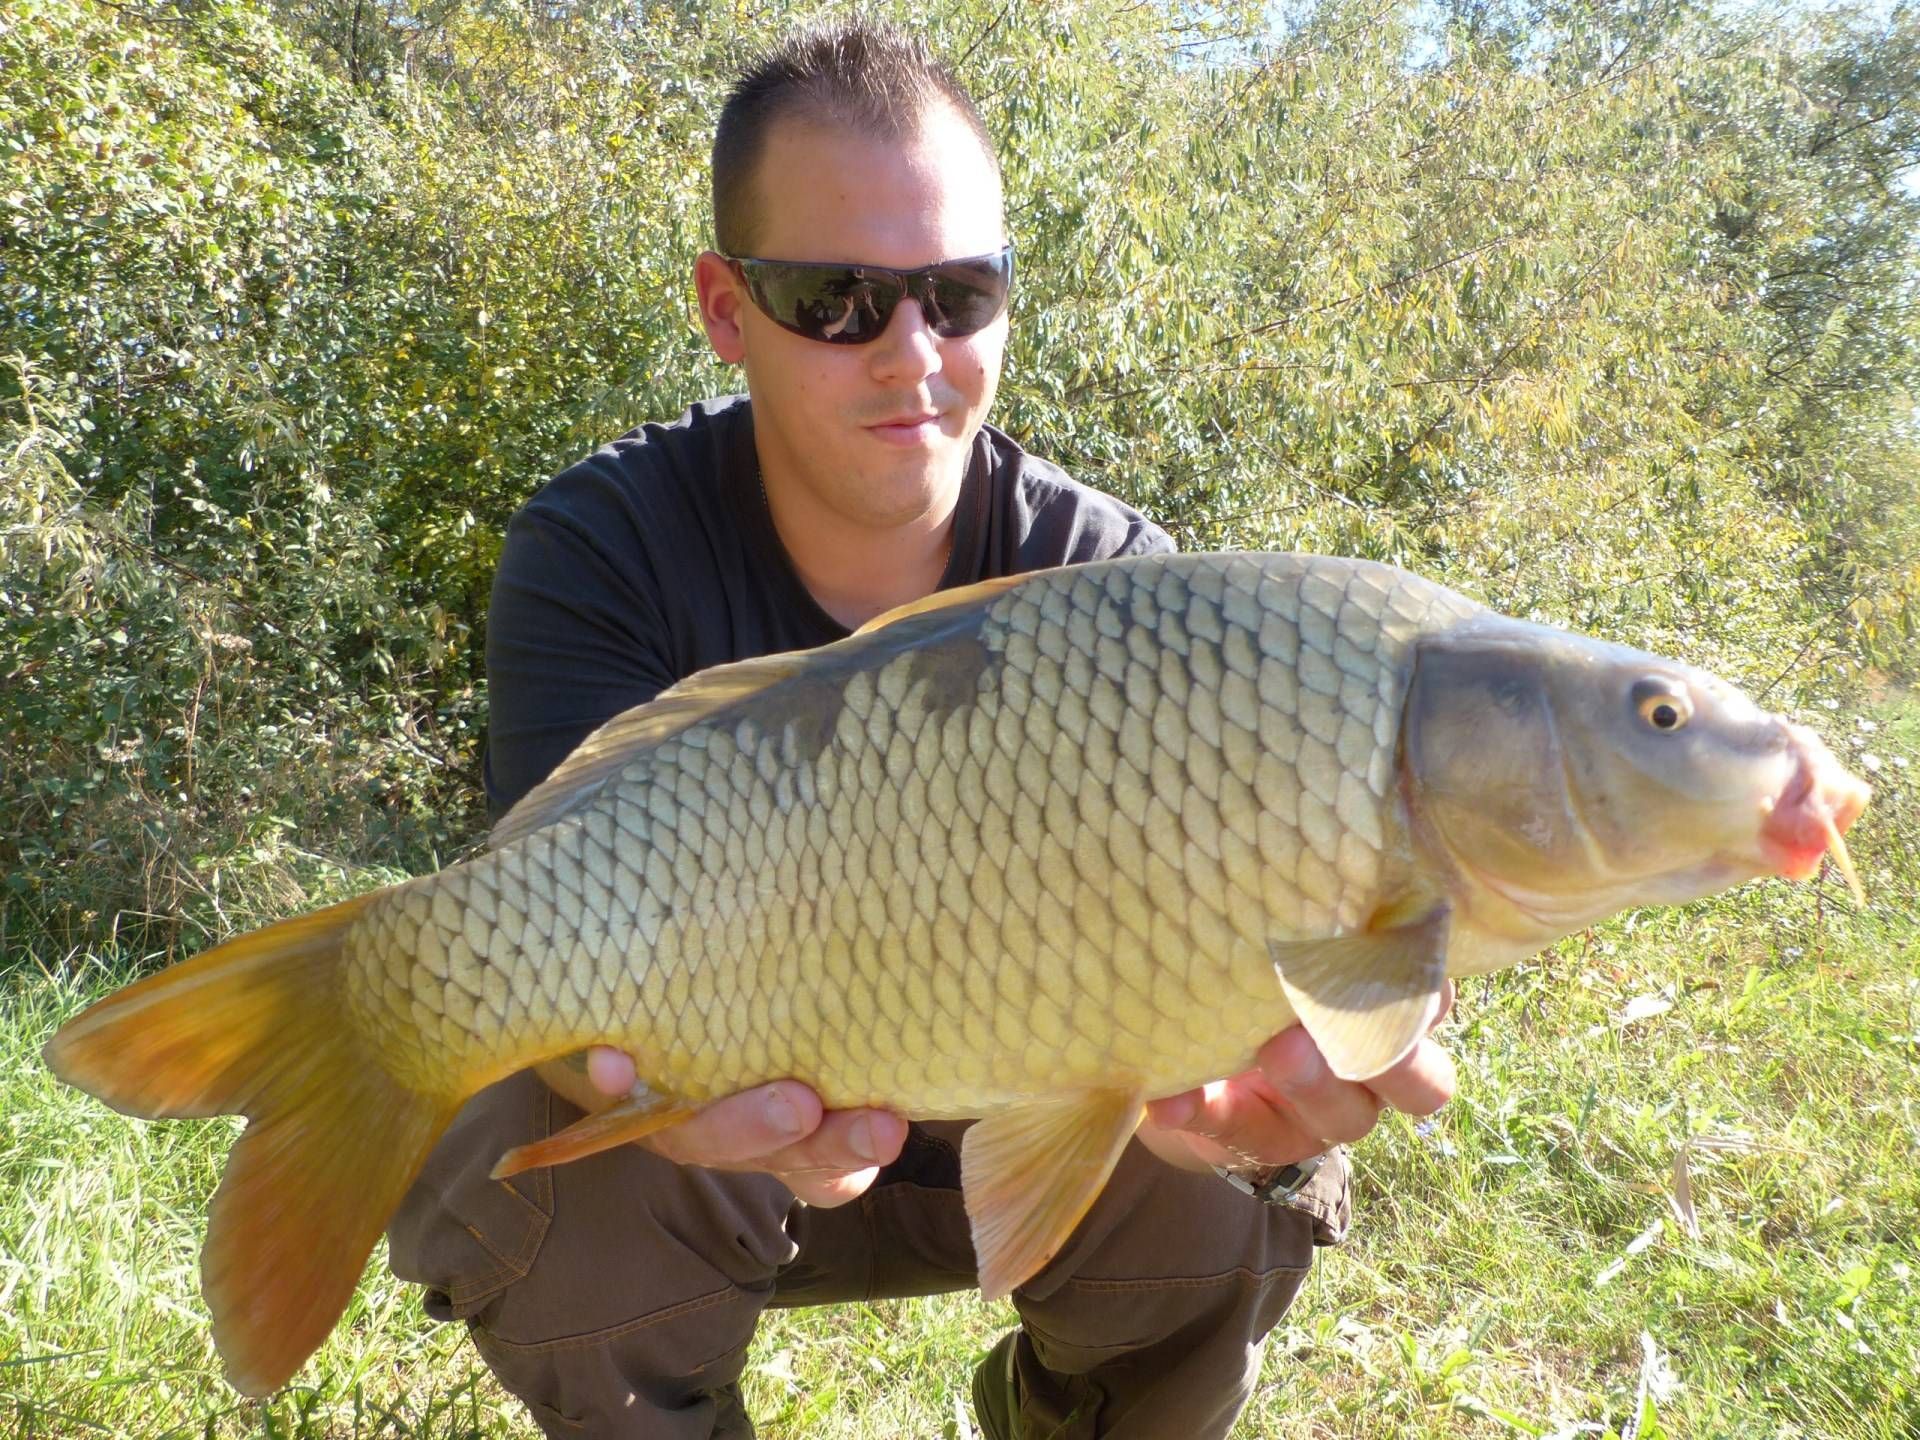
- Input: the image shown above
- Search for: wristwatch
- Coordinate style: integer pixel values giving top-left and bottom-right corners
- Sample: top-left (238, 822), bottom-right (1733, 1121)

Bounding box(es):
top-left (1214, 1151), bottom-right (1325, 1205)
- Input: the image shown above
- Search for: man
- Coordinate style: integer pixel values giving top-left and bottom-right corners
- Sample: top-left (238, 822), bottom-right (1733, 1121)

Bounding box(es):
top-left (388, 22), bottom-right (1454, 1438)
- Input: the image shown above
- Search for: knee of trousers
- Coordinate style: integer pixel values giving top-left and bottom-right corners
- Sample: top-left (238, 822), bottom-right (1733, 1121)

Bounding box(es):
top-left (1005, 1141), bottom-right (1351, 1363)
top-left (387, 1070), bottom-right (799, 1424)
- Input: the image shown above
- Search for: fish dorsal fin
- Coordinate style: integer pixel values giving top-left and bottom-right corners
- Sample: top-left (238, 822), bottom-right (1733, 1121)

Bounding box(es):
top-left (489, 650), bottom-right (808, 849)
top-left (1269, 904), bottom-right (1451, 1082)
top-left (494, 574), bottom-right (1037, 850)
top-left (962, 1088), bottom-right (1145, 1301)
top-left (852, 571), bottom-right (1033, 636)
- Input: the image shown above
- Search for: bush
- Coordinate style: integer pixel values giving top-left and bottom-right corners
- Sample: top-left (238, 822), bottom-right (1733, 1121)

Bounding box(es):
top-left (3, 0), bottom-right (1916, 958)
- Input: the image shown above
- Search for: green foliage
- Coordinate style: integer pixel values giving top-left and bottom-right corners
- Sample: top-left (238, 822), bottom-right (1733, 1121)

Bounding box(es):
top-left (978, 0), bottom-right (1920, 691)
top-left (3, 0), bottom-right (1918, 954)
top-left (1, 0), bottom-right (479, 956)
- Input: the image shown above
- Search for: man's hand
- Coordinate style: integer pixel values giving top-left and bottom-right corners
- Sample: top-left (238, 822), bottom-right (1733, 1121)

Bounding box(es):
top-left (549, 1047), bottom-right (908, 1208)
top-left (1136, 981), bottom-right (1457, 1175)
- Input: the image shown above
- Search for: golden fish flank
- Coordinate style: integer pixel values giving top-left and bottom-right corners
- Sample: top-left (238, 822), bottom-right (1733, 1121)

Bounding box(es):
top-left (42, 551), bottom-right (1870, 1399)
top-left (345, 552), bottom-right (1470, 1110)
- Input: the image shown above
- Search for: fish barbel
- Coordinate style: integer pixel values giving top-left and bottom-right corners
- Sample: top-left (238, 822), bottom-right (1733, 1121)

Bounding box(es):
top-left (44, 552), bottom-right (1870, 1395)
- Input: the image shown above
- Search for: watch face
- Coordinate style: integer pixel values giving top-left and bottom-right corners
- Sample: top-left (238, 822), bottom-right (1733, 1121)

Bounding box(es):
top-left (1218, 1152), bottom-right (1327, 1204)
top-left (1258, 1155), bottom-right (1325, 1202)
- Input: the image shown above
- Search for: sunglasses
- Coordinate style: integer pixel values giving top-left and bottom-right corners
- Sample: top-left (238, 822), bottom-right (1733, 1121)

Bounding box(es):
top-left (725, 245), bottom-right (1014, 345)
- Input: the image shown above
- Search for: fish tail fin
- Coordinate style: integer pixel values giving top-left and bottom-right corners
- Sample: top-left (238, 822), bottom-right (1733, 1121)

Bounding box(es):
top-left (43, 893), bottom-right (462, 1396)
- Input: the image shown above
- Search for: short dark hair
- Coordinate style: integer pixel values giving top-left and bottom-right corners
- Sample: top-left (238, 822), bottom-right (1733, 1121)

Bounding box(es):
top-left (712, 21), bottom-right (1000, 256)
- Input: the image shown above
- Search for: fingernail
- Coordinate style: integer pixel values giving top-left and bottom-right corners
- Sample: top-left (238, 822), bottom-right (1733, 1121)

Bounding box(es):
top-left (765, 1089), bottom-right (799, 1138)
top-left (850, 1114), bottom-right (877, 1163)
top-left (1271, 1046), bottom-right (1328, 1097)
top-left (1157, 1094), bottom-right (1198, 1129)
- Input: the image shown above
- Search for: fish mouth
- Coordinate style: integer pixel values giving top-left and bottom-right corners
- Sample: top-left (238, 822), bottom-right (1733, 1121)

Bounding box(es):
top-left (1757, 723), bottom-right (1872, 900)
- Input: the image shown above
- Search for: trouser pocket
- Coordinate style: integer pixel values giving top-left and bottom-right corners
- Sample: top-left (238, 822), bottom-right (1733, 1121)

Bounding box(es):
top-left (387, 1070), bottom-right (555, 1319)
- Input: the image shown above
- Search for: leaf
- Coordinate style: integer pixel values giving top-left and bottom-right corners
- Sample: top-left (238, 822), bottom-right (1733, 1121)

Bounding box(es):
top-left (1624, 1218), bottom-right (1664, 1257)
top-left (1621, 1333), bottom-right (1680, 1440)
top-left (1618, 992), bottom-right (1675, 1026)
top-left (1669, 1141), bottom-right (1700, 1240)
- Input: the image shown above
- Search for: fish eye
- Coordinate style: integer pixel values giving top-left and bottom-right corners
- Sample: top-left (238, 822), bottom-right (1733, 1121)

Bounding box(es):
top-left (1631, 678), bottom-right (1692, 732)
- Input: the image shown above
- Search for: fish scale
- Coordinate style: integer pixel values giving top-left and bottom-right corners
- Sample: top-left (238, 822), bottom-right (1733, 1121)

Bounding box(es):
top-left (342, 553), bottom-right (1471, 1110)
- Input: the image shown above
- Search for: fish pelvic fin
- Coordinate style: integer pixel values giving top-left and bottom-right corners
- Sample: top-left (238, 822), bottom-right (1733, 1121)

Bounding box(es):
top-left (42, 894), bottom-right (462, 1397)
top-left (1270, 903), bottom-right (1452, 1082)
top-left (491, 1086), bottom-right (696, 1178)
top-left (963, 1089), bottom-right (1145, 1302)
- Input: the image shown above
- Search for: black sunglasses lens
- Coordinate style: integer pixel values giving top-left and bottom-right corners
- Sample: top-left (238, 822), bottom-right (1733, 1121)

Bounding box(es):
top-left (741, 249), bottom-right (1012, 344)
top-left (921, 253), bottom-right (1012, 337)
top-left (748, 266), bottom-right (899, 344)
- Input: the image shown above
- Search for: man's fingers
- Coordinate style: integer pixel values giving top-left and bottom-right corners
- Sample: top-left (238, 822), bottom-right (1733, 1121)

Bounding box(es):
top-left (760, 1107), bottom-right (909, 1179)
top-left (1254, 1027), bottom-right (1388, 1145)
top-left (782, 1166), bottom-right (883, 1209)
top-left (1364, 1035), bottom-right (1456, 1117)
top-left (695, 1106), bottom-right (906, 1209)
top-left (1144, 1089), bottom-right (1202, 1132)
top-left (1142, 998), bottom-right (1462, 1176)
top-left (645, 1081), bottom-right (824, 1168)
top-left (586, 1045), bottom-right (638, 1096)
top-left (1145, 1075), bottom-right (1329, 1168)
top-left (641, 1085), bottom-right (908, 1206)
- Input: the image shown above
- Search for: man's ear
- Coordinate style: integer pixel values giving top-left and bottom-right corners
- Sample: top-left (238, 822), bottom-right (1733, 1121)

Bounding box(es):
top-left (694, 251), bottom-right (747, 364)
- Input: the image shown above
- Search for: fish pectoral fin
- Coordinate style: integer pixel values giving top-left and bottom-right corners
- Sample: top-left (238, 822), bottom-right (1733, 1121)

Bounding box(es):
top-left (491, 1086), bottom-right (696, 1179)
top-left (1270, 904), bottom-right (1451, 1083)
top-left (961, 1089), bottom-right (1145, 1302)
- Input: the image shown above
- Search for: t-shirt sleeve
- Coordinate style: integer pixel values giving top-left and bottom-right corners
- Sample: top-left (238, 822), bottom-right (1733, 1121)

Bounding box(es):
top-left (1112, 513), bottom-right (1177, 559)
top-left (482, 500), bottom-right (676, 823)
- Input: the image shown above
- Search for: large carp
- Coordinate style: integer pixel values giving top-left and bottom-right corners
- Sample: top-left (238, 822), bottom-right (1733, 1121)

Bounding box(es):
top-left (46, 552), bottom-right (1869, 1395)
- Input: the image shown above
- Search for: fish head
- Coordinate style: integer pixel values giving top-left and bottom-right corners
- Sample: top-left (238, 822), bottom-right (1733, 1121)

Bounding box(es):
top-left (1403, 616), bottom-right (1871, 938)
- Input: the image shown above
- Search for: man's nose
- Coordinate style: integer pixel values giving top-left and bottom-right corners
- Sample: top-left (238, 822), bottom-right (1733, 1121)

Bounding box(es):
top-left (867, 289), bottom-right (942, 382)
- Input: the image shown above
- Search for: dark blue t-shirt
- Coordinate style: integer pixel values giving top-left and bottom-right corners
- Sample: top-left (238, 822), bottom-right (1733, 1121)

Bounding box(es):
top-left (483, 395), bottom-right (1173, 818)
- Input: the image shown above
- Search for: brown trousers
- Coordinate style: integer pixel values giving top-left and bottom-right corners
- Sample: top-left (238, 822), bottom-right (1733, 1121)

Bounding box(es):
top-left (387, 1071), bottom-right (1350, 1439)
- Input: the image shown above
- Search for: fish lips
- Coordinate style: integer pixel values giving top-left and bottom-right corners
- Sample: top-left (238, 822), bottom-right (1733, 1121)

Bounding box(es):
top-left (1756, 723), bottom-right (1872, 880)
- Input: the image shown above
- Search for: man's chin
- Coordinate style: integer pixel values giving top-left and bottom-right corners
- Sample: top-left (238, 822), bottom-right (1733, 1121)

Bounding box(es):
top-left (858, 432), bottom-right (968, 485)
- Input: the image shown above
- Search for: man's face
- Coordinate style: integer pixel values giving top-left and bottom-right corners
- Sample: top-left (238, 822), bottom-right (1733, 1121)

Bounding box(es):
top-left (698, 104), bottom-right (1009, 532)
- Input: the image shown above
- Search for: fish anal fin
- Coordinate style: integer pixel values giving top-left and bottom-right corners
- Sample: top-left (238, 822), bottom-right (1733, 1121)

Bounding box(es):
top-left (1270, 904), bottom-right (1451, 1083)
top-left (962, 1089), bottom-right (1144, 1301)
top-left (491, 1087), bottom-right (695, 1178)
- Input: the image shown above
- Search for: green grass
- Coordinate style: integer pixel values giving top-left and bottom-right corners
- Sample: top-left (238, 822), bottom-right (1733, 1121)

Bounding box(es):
top-left (6, 732), bottom-right (1917, 1438)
